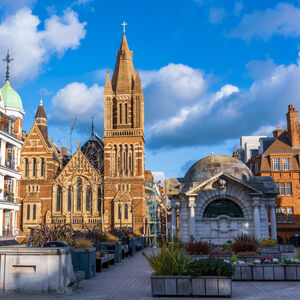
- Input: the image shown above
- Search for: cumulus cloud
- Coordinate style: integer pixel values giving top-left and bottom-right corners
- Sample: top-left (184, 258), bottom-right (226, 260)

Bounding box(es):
top-left (230, 3), bottom-right (300, 40)
top-left (146, 53), bottom-right (300, 149)
top-left (51, 82), bottom-right (104, 125)
top-left (0, 8), bottom-right (86, 85)
top-left (141, 64), bottom-right (206, 124)
top-left (209, 7), bottom-right (226, 24)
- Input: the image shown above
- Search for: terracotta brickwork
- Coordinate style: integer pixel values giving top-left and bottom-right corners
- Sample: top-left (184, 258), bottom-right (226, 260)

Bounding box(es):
top-left (248, 104), bottom-right (300, 242)
top-left (19, 101), bottom-right (61, 236)
top-left (103, 33), bottom-right (146, 235)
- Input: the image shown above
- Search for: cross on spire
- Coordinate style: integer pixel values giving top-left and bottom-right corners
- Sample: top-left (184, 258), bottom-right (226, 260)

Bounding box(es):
top-left (3, 49), bottom-right (13, 81)
top-left (121, 21), bottom-right (127, 33)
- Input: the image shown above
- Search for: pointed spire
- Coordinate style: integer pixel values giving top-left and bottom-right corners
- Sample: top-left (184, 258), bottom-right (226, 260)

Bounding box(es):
top-left (133, 69), bottom-right (142, 92)
top-left (35, 97), bottom-right (47, 119)
top-left (91, 116), bottom-right (95, 135)
top-left (111, 33), bottom-right (135, 93)
top-left (3, 49), bottom-right (13, 82)
top-left (104, 71), bottom-right (113, 94)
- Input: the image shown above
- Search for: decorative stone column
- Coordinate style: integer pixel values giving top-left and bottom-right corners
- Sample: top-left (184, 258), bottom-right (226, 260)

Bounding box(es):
top-left (0, 139), bottom-right (6, 166)
top-left (11, 210), bottom-right (15, 235)
top-left (189, 197), bottom-right (196, 239)
top-left (270, 203), bottom-right (277, 239)
top-left (171, 201), bottom-right (177, 239)
top-left (253, 200), bottom-right (261, 239)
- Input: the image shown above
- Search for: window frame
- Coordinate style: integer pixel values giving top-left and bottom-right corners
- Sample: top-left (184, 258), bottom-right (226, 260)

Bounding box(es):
top-left (272, 158), bottom-right (281, 171)
top-left (282, 158), bottom-right (290, 171)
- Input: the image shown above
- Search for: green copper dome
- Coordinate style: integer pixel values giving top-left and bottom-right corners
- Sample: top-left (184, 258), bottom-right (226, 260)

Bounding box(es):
top-left (1, 80), bottom-right (24, 112)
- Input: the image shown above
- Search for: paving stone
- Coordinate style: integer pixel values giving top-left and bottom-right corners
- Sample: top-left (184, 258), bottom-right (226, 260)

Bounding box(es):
top-left (2, 249), bottom-right (300, 300)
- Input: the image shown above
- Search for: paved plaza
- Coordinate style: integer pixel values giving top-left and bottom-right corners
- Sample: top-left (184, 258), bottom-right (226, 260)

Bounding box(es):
top-left (2, 248), bottom-right (300, 300)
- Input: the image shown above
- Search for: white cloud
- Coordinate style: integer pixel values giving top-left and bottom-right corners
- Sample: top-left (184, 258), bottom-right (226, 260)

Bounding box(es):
top-left (51, 82), bottom-right (104, 124)
top-left (0, 8), bottom-right (86, 85)
top-left (230, 3), bottom-right (300, 40)
top-left (209, 7), bottom-right (226, 24)
top-left (142, 63), bottom-right (206, 100)
top-left (75, 0), bottom-right (94, 4)
top-left (149, 84), bottom-right (239, 135)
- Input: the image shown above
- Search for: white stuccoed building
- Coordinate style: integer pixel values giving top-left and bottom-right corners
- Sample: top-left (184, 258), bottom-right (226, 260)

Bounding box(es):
top-left (167, 155), bottom-right (278, 244)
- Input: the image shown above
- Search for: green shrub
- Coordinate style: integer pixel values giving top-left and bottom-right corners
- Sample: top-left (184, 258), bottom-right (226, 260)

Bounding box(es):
top-left (259, 238), bottom-right (277, 248)
top-left (97, 232), bottom-right (119, 242)
top-left (185, 241), bottom-right (211, 255)
top-left (75, 238), bottom-right (93, 249)
top-left (230, 253), bottom-right (238, 264)
top-left (188, 258), bottom-right (235, 277)
top-left (169, 235), bottom-right (184, 251)
top-left (232, 234), bottom-right (259, 253)
top-left (145, 243), bottom-right (192, 275)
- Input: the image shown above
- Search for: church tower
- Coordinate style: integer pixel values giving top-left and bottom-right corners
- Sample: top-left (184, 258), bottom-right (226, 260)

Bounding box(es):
top-left (104, 31), bottom-right (145, 234)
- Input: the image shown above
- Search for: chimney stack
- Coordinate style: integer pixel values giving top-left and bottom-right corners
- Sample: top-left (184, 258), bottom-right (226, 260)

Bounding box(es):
top-left (273, 125), bottom-right (282, 138)
top-left (286, 104), bottom-right (300, 147)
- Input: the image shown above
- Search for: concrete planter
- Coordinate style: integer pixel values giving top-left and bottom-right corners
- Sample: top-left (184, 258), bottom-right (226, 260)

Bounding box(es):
top-left (151, 274), bottom-right (231, 297)
top-left (233, 264), bottom-right (300, 281)
top-left (129, 239), bottom-right (136, 256)
top-left (0, 247), bottom-right (81, 293)
top-left (285, 264), bottom-right (300, 280)
top-left (71, 247), bottom-right (96, 279)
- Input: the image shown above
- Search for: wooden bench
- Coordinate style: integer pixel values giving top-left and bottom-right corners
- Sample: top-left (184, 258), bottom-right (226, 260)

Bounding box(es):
top-left (96, 251), bottom-right (115, 272)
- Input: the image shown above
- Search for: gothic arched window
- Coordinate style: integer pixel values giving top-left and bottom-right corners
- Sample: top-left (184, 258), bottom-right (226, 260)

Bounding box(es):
top-left (118, 204), bottom-right (121, 219)
top-left (33, 158), bottom-right (37, 177)
top-left (119, 103), bottom-right (123, 124)
top-left (97, 186), bottom-right (102, 211)
top-left (27, 205), bottom-right (30, 220)
top-left (125, 103), bottom-right (128, 124)
top-left (25, 158), bottom-right (29, 177)
top-left (41, 158), bottom-right (45, 177)
top-left (56, 186), bottom-right (62, 212)
top-left (86, 186), bottom-right (91, 211)
top-left (124, 204), bottom-right (128, 219)
top-left (68, 186), bottom-right (71, 211)
top-left (33, 204), bottom-right (36, 220)
top-left (203, 200), bottom-right (244, 218)
top-left (77, 179), bottom-right (82, 210)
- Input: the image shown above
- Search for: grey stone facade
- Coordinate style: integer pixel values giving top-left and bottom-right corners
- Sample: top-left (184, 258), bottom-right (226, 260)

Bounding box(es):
top-left (167, 155), bottom-right (278, 244)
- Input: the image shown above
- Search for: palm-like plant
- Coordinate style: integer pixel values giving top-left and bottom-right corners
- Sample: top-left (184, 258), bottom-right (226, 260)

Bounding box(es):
top-left (145, 243), bottom-right (192, 275)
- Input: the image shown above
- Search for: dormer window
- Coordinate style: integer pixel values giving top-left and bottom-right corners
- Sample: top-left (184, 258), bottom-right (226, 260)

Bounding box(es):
top-left (272, 158), bottom-right (280, 171)
top-left (282, 158), bottom-right (290, 171)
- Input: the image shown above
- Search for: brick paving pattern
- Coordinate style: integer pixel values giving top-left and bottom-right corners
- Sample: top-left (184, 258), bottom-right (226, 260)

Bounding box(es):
top-left (2, 248), bottom-right (300, 300)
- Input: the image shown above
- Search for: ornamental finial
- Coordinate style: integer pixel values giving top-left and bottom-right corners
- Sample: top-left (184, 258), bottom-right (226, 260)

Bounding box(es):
top-left (3, 49), bottom-right (13, 82)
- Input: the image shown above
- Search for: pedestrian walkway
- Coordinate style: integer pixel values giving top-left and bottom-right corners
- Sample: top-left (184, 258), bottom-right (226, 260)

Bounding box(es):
top-left (2, 248), bottom-right (300, 299)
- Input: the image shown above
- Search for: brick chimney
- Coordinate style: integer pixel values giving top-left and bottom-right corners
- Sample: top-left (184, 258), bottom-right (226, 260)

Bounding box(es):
top-left (61, 147), bottom-right (68, 156)
top-left (273, 125), bottom-right (282, 138)
top-left (233, 151), bottom-right (239, 160)
top-left (286, 104), bottom-right (300, 147)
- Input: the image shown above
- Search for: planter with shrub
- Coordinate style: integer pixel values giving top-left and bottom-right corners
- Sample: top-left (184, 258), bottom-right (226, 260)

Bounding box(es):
top-left (258, 238), bottom-right (281, 260)
top-left (71, 238), bottom-right (96, 279)
top-left (146, 243), bottom-right (234, 297)
top-left (97, 232), bottom-right (122, 263)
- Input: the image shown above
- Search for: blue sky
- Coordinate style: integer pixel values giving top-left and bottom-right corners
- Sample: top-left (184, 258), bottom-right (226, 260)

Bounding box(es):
top-left (1, 0), bottom-right (300, 179)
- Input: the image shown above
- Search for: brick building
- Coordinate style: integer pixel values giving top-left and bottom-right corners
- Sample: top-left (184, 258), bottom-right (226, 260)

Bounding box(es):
top-left (103, 32), bottom-right (146, 235)
top-left (20, 100), bottom-right (61, 235)
top-left (247, 104), bottom-right (300, 243)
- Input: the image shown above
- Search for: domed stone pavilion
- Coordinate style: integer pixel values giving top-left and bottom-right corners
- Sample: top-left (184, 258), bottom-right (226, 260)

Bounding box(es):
top-left (167, 155), bottom-right (278, 244)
